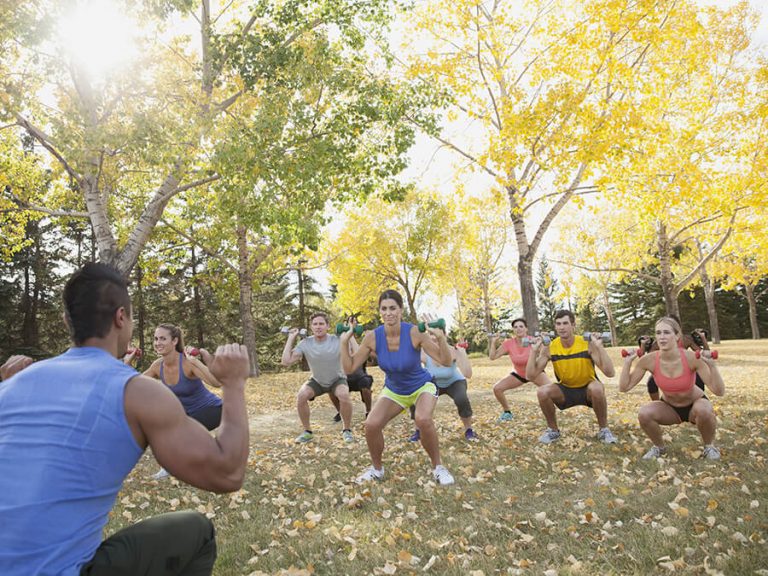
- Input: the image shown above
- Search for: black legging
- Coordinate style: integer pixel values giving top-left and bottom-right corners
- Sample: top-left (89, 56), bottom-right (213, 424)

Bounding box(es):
top-left (409, 379), bottom-right (473, 419)
top-left (188, 405), bottom-right (222, 431)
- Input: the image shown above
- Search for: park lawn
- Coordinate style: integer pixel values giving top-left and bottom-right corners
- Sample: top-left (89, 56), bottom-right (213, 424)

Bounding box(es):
top-left (108, 340), bottom-right (768, 575)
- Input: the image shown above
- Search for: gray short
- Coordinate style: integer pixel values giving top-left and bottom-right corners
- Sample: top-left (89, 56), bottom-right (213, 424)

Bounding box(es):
top-left (306, 377), bottom-right (348, 398)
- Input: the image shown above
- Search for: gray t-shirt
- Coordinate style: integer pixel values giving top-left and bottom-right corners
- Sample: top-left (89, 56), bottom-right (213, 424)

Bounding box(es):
top-left (294, 335), bottom-right (345, 388)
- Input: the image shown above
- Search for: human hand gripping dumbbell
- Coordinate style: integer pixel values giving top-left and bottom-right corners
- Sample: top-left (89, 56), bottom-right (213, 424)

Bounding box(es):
top-left (621, 348), bottom-right (642, 358)
top-left (281, 327), bottom-right (307, 337)
top-left (584, 331), bottom-right (611, 345)
top-left (456, 339), bottom-right (469, 350)
top-left (335, 323), bottom-right (363, 336)
top-left (417, 318), bottom-right (446, 333)
top-left (695, 349), bottom-right (719, 360)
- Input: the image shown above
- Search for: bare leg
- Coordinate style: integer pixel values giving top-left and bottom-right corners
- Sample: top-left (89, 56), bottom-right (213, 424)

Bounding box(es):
top-left (296, 384), bottom-right (316, 430)
top-left (690, 399), bottom-right (717, 445)
top-left (364, 397), bottom-right (404, 470)
top-left (638, 401), bottom-right (681, 446)
top-left (493, 374), bottom-right (524, 412)
top-left (360, 388), bottom-right (373, 415)
top-left (537, 384), bottom-right (564, 430)
top-left (587, 380), bottom-right (608, 429)
top-left (414, 393), bottom-right (441, 467)
top-left (335, 384), bottom-right (353, 429)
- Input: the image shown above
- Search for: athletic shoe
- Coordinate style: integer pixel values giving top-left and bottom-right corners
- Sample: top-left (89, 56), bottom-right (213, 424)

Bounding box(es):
top-left (597, 428), bottom-right (618, 444)
top-left (152, 467), bottom-right (170, 480)
top-left (333, 412), bottom-right (341, 423)
top-left (342, 429), bottom-right (354, 443)
top-left (356, 466), bottom-right (384, 484)
top-left (464, 428), bottom-right (479, 441)
top-left (702, 445), bottom-right (721, 460)
top-left (642, 445), bottom-right (667, 460)
top-left (498, 411), bottom-right (514, 422)
top-left (538, 428), bottom-right (561, 444)
top-left (295, 431), bottom-right (313, 444)
top-left (433, 465), bottom-right (455, 486)
top-left (408, 429), bottom-right (421, 442)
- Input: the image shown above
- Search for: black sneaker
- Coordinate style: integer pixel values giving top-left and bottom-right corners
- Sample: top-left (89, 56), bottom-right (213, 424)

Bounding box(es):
top-left (333, 412), bottom-right (341, 423)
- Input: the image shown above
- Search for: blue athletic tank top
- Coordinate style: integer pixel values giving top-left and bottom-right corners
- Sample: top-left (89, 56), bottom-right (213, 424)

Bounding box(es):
top-left (160, 353), bottom-right (222, 414)
top-left (0, 347), bottom-right (143, 575)
top-left (424, 355), bottom-right (464, 389)
top-left (375, 323), bottom-right (432, 395)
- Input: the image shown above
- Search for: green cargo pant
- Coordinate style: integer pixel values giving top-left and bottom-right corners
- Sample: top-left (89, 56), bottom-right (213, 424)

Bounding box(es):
top-left (80, 510), bottom-right (216, 576)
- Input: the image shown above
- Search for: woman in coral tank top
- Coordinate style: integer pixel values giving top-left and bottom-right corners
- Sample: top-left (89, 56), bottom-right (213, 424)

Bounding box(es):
top-left (619, 316), bottom-right (724, 461)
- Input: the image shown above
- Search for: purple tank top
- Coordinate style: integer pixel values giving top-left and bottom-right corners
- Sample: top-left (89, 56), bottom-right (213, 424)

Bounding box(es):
top-left (375, 323), bottom-right (432, 395)
top-left (160, 353), bottom-right (221, 414)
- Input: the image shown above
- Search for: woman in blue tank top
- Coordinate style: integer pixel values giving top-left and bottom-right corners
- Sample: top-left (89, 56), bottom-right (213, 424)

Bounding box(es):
top-left (144, 323), bottom-right (223, 479)
top-left (340, 290), bottom-right (456, 486)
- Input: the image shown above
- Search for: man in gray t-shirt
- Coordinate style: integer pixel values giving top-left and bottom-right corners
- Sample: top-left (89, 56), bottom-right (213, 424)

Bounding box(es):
top-left (281, 312), bottom-right (354, 444)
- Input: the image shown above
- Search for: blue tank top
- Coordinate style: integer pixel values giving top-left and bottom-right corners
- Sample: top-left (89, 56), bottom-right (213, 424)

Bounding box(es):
top-left (424, 356), bottom-right (464, 389)
top-left (160, 353), bottom-right (222, 414)
top-left (0, 347), bottom-right (143, 575)
top-left (375, 323), bottom-right (432, 395)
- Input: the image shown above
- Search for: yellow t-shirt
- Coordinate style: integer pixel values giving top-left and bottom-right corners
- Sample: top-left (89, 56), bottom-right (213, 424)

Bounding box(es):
top-left (549, 335), bottom-right (596, 388)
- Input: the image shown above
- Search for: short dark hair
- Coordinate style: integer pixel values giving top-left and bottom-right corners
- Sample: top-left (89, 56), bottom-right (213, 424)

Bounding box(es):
top-left (309, 312), bottom-right (329, 324)
top-left (554, 309), bottom-right (575, 324)
top-left (157, 323), bottom-right (184, 353)
top-left (511, 317), bottom-right (527, 328)
top-left (378, 289), bottom-right (403, 309)
top-left (63, 262), bottom-right (131, 345)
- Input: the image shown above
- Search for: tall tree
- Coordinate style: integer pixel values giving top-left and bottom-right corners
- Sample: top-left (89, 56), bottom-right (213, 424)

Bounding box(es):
top-left (536, 256), bottom-right (560, 332)
top-left (402, 0), bottom-right (698, 330)
top-left (324, 190), bottom-right (462, 322)
top-left (1, 0), bottom-right (414, 276)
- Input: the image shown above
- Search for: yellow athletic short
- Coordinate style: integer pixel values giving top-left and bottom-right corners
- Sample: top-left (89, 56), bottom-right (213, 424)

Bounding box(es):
top-left (380, 381), bottom-right (437, 409)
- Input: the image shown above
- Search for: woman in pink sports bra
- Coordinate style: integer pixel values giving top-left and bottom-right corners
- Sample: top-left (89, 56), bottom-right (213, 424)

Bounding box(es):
top-left (489, 318), bottom-right (552, 422)
top-left (619, 316), bottom-right (724, 461)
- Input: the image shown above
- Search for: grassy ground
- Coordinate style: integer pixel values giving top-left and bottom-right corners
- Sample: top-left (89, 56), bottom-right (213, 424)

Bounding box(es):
top-left (109, 340), bottom-right (768, 575)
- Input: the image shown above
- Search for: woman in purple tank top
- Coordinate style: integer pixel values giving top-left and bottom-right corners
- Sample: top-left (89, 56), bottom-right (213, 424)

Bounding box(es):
top-left (340, 290), bottom-right (457, 486)
top-left (144, 324), bottom-right (223, 479)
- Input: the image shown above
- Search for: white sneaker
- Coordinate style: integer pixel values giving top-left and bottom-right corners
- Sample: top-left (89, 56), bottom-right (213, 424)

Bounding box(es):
top-left (152, 467), bottom-right (170, 480)
top-left (597, 427), bottom-right (618, 444)
top-left (342, 429), bottom-right (354, 443)
top-left (538, 428), bottom-right (561, 444)
top-left (702, 445), bottom-right (721, 460)
top-left (356, 466), bottom-right (384, 484)
top-left (433, 465), bottom-right (455, 486)
top-left (642, 445), bottom-right (667, 460)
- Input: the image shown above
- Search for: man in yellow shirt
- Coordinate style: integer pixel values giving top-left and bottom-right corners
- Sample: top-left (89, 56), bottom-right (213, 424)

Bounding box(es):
top-left (526, 310), bottom-right (618, 444)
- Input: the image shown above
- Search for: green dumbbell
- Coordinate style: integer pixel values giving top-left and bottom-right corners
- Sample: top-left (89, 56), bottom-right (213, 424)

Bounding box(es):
top-left (336, 323), bottom-right (363, 336)
top-left (417, 318), bottom-right (446, 333)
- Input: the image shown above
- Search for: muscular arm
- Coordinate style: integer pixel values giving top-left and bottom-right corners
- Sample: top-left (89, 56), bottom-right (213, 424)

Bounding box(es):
top-left (488, 337), bottom-right (506, 360)
top-left (143, 359), bottom-right (161, 379)
top-left (126, 344), bottom-right (250, 493)
top-left (619, 354), bottom-right (652, 392)
top-left (186, 352), bottom-right (224, 388)
top-left (418, 327), bottom-right (452, 366)
top-left (526, 341), bottom-right (550, 381)
top-left (589, 340), bottom-right (616, 378)
top-left (692, 353), bottom-right (725, 396)
top-left (341, 330), bottom-right (374, 373)
top-left (281, 333), bottom-right (303, 366)
top-left (455, 346), bottom-right (472, 378)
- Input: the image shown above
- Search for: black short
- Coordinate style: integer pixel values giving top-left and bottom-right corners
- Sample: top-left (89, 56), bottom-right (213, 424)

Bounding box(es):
top-left (511, 372), bottom-right (529, 384)
top-left (663, 395), bottom-right (708, 423)
top-left (346, 371), bottom-right (373, 392)
top-left (554, 383), bottom-right (592, 410)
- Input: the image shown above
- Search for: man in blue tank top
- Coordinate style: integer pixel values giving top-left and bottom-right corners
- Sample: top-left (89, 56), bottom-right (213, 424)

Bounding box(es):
top-left (0, 262), bottom-right (251, 575)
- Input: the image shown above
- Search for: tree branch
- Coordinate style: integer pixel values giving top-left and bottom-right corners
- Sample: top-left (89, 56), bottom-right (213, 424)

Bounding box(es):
top-left (15, 114), bottom-right (81, 183)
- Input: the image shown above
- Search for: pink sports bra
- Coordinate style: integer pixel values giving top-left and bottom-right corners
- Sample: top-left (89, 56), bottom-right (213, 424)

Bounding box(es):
top-left (652, 348), bottom-right (695, 394)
